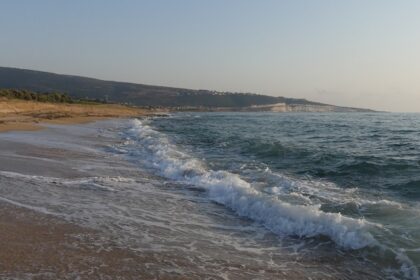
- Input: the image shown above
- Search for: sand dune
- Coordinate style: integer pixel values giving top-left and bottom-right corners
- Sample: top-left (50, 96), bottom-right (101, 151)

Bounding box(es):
top-left (0, 99), bottom-right (160, 132)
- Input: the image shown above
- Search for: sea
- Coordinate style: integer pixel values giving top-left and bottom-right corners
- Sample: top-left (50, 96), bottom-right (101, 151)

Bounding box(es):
top-left (0, 112), bottom-right (419, 279)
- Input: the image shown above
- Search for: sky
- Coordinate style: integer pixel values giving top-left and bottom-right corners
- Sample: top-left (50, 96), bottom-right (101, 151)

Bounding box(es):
top-left (1, 0), bottom-right (420, 112)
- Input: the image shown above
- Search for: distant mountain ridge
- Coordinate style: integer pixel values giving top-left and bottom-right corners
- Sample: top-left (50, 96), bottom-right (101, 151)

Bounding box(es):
top-left (0, 66), bottom-right (373, 112)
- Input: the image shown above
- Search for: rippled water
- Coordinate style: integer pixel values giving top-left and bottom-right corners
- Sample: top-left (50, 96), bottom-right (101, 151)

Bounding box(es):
top-left (133, 112), bottom-right (420, 279)
top-left (0, 113), bottom-right (419, 279)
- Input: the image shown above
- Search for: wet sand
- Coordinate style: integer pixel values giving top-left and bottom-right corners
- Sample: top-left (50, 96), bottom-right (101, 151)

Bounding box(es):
top-left (1, 201), bottom-right (226, 280)
top-left (0, 130), bottom-right (193, 279)
top-left (0, 202), bottom-right (355, 280)
top-left (0, 101), bottom-right (172, 279)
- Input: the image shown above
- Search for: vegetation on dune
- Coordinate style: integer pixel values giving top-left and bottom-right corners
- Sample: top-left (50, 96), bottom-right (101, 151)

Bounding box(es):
top-left (0, 89), bottom-right (106, 104)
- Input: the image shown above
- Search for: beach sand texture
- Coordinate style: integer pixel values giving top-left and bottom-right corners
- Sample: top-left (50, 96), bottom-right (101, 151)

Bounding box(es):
top-left (0, 98), bottom-right (154, 132)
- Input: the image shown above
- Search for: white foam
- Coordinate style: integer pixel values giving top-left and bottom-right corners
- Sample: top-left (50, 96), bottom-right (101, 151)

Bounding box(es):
top-left (395, 249), bottom-right (420, 280)
top-left (125, 119), bottom-right (377, 250)
top-left (0, 170), bottom-right (134, 192)
top-left (262, 167), bottom-right (405, 212)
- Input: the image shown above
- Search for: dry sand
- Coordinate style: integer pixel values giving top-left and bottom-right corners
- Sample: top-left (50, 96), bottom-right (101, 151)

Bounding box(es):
top-left (0, 98), bottom-right (161, 132)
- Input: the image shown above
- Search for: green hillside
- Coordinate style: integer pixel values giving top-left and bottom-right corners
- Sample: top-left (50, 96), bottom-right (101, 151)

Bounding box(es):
top-left (0, 67), bottom-right (322, 108)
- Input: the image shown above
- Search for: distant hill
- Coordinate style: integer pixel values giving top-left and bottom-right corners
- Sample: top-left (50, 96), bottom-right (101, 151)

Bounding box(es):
top-left (0, 66), bottom-right (373, 112)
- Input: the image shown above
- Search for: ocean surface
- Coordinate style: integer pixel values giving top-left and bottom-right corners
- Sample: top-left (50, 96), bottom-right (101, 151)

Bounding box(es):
top-left (0, 112), bottom-right (419, 279)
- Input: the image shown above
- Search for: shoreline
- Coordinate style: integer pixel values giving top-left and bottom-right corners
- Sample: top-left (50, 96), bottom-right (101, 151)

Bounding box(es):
top-left (0, 114), bottom-right (387, 279)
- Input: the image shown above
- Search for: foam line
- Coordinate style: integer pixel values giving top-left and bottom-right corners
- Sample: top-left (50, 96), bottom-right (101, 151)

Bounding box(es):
top-left (126, 119), bottom-right (376, 250)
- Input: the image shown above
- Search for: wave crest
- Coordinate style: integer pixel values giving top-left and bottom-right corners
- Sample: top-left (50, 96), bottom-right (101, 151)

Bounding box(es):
top-left (125, 119), bottom-right (376, 250)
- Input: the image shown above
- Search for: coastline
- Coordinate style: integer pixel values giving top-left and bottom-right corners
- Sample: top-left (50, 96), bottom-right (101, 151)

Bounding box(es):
top-left (0, 114), bottom-right (387, 279)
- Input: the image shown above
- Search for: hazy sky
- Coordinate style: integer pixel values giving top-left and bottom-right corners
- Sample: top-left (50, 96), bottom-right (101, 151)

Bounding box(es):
top-left (1, 1), bottom-right (420, 112)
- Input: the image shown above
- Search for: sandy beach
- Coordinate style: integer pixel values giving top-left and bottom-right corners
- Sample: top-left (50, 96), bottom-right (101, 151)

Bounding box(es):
top-left (1, 1), bottom-right (417, 278)
top-left (0, 98), bottom-right (159, 132)
top-left (0, 100), bottom-right (178, 279)
top-left (0, 119), bottom-right (196, 280)
top-left (0, 100), bottom-right (386, 279)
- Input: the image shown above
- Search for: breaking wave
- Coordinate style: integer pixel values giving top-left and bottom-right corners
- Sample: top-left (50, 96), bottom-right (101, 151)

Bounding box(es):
top-left (124, 119), bottom-right (377, 250)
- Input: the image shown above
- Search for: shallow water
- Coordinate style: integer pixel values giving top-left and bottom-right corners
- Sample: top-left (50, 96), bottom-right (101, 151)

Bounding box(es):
top-left (0, 113), bottom-right (419, 279)
top-left (126, 112), bottom-right (420, 279)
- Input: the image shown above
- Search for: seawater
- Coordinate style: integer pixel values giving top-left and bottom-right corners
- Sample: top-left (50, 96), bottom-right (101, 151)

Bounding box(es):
top-left (0, 113), bottom-right (418, 279)
top-left (123, 112), bottom-right (420, 279)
